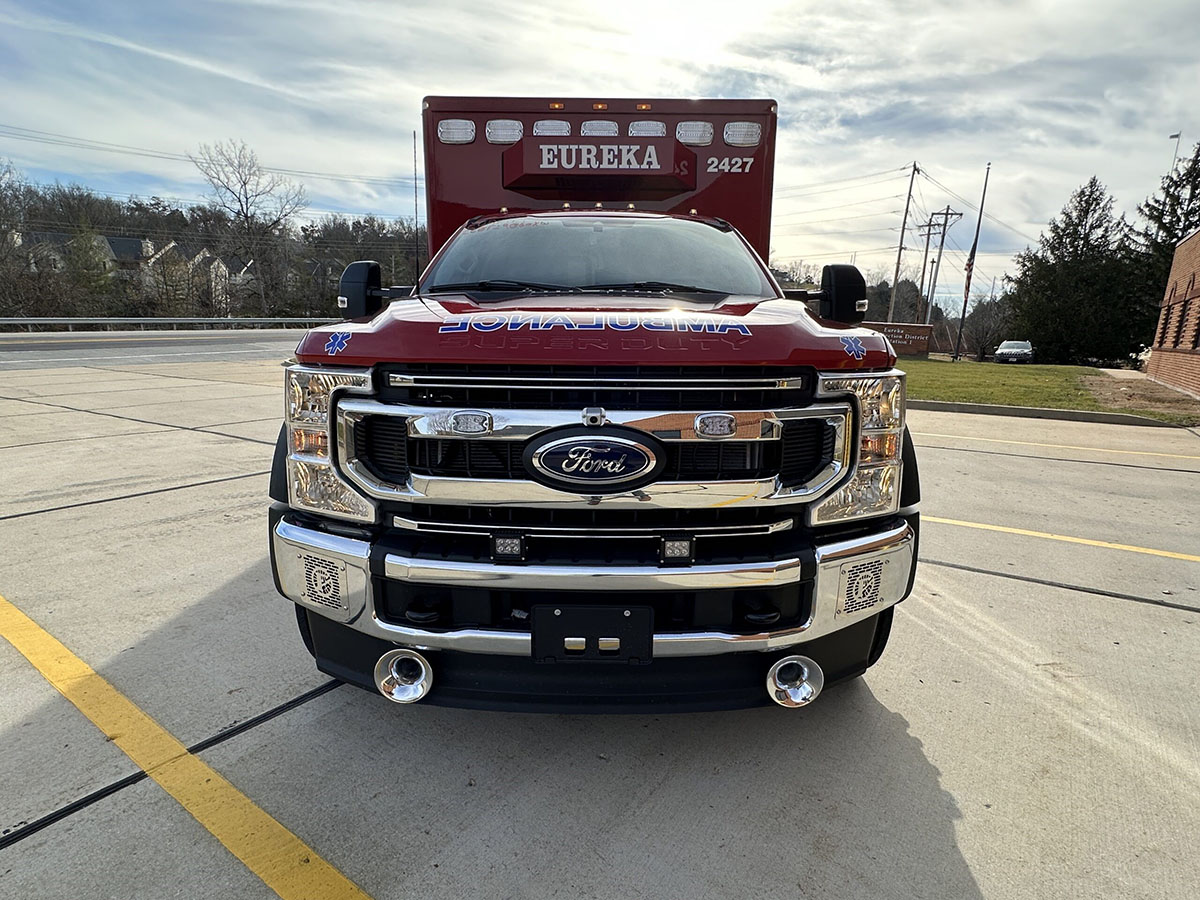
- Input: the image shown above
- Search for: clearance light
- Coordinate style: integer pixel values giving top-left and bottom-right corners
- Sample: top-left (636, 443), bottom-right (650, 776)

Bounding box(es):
top-left (629, 120), bottom-right (666, 137)
top-left (284, 365), bottom-right (376, 523)
top-left (549, 102), bottom-right (565, 110)
top-left (810, 372), bottom-right (906, 526)
top-left (723, 121), bottom-right (762, 147)
top-left (581, 120), bottom-right (618, 136)
top-left (436, 119), bottom-right (475, 144)
top-left (676, 121), bottom-right (714, 146)
top-left (533, 119), bottom-right (570, 136)
top-left (592, 102), bottom-right (608, 110)
top-left (485, 119), bottom-right (523, 144)
top-left (636, 103), bottom-right (652, 111)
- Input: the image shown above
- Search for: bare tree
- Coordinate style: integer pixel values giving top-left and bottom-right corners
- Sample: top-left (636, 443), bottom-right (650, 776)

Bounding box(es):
top-left (962, 293), bottom-right (1013, 361)
top-left (190, 140), bottom-right (307, 314)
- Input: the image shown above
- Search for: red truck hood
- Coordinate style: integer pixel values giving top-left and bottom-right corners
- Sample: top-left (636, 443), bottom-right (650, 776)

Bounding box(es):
top-left (294, 294), bottom-right (895, 370)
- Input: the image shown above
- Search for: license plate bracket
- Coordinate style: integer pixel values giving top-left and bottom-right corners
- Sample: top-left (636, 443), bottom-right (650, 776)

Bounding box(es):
top-left (531, 605), bottom-right (653, 664)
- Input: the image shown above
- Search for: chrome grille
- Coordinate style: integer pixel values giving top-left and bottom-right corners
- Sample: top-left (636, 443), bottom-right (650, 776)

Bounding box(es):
top-left (354, 415), bottom-right (827, 484)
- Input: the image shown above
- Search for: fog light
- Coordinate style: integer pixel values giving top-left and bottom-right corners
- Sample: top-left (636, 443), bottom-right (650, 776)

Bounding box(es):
top-left (661, 537), bottom-right (694, 563)
top-left (492, 534), bottom-right (525, 560)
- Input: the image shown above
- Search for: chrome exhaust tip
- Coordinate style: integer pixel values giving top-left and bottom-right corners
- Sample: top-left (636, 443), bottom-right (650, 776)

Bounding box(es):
top-left (373, 649), bottom-right (433, 704)
top-left (766, 655), bottom-right (824, 708)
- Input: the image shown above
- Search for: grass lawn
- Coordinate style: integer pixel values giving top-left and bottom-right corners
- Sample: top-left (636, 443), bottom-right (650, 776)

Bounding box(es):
top-left (899, 357), bottom-right (1200, 426)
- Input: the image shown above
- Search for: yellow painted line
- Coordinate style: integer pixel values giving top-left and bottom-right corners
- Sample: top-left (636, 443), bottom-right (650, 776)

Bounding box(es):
top-left (912, 431), bottom-right (1200, 461)
top-left (924, 516), bottom-right (1200, 563)
top-left (0, 593), bottom-right (371, 900)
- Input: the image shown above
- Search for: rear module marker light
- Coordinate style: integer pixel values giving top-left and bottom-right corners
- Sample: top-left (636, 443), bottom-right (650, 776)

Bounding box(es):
top-left (436, 119), bottom-right (475, 144)
top-left (628, 120), bottom-right (666, 137)
top-left (723, 121), bottom-right (762, 147)
top-left (581, 120), bottom-right (618, 137)
top-left (533, 119), bottom-right (570, 136)
top-left (676, 121), bottom-right (714, 146)
top-left (485, 119), bottom-right (523, 144)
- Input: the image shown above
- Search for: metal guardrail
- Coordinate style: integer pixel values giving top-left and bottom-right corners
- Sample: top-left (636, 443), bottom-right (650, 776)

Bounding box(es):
top-left (0, 317), bottom-right (339, 332)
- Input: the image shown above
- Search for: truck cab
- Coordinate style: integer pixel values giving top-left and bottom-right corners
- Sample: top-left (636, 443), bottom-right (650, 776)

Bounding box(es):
top-left (268, 98), bottom-right (919, 711)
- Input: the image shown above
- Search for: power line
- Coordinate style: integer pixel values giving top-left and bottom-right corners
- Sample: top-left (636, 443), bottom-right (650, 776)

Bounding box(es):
top-left (772, 245), bottom-right (896, 261)
top-left (919, 168), bottom-right (1037, 244)
top-left (772, 193), bottom-right (905, 220)
top-left (773, 209), bottom-right (901, 229)
top-left (0, 123), bottom-right (424, 188)
top-left (773, 166), bottom-right (909, 197)
top-left (773, 172), bottom-right (909, 200)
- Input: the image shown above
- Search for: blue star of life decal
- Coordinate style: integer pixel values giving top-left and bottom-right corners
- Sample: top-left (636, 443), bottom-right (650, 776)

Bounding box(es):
top-left (840, 336), bottom-right (867, 360)
top-left (324, 332), bottom-right (352, 355)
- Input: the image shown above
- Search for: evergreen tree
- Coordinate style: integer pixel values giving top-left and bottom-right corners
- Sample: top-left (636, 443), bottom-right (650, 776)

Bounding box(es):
top-left (1007, 177), bottom-right (1144, 364)
top-left (1133, 141), bottom-right (1200, 304)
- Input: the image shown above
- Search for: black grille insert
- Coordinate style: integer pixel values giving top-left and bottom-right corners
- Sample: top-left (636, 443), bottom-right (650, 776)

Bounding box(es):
top-left (355, 416), bottom-right (833, 485)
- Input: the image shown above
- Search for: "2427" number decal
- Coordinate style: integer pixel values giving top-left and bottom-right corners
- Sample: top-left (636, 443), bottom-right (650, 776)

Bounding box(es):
top-left (707, 157), bottom-right (755, 173)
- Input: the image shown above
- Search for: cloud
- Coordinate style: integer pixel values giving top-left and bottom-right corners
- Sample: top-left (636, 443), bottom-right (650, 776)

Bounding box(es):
top-left (0, 0), bottom-right (1196, 300)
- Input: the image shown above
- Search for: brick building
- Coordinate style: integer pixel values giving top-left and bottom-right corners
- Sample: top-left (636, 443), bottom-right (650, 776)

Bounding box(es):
top-left (1147, 228), bottom-right (1200, 398)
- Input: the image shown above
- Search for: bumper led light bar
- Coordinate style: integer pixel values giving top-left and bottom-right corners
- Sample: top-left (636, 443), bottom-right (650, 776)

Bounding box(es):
top-left (810, 371), bottom-right (906, 525)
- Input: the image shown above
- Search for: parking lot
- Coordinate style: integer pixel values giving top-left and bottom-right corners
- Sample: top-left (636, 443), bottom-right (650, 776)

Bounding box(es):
top-left (2, 331), bottom-right (1198, 899)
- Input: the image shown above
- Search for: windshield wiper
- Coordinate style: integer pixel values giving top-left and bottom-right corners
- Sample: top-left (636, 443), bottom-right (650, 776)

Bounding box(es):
top-left (424, 280), bottom-right (580, 294)
top-left (579, 281), bottom-right (729, 295)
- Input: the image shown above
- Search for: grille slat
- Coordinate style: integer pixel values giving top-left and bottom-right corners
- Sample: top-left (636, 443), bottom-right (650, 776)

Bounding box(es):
top-left (379, 364), bottom-right (813, 410)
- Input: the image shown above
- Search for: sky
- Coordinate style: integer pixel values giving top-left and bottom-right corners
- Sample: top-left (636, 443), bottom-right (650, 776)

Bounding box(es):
top-left (0, 0), bottom-right (1196, 310)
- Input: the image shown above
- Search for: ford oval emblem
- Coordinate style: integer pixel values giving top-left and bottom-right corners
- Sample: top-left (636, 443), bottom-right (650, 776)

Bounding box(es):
top-left (524, 427), bottom-right (662, 492)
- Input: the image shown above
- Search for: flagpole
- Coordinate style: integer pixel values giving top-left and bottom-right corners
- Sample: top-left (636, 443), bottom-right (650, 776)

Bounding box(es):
top-left (953, 162), bottom-right (991, 361)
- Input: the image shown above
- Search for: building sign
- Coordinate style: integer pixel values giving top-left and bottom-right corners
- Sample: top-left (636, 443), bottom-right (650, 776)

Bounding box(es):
top-left (864, 322), bottom-right (932, 357)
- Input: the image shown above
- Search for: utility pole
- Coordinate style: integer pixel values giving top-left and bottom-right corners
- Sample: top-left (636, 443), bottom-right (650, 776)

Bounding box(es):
top-left (954, 162), bottom-right (992, 361)
top-left (887, 162), bottom-right (919, 322)
top-left (923, 206), bottom-right (962, 324)
top-left (915, 222), bottom-right (936, 322)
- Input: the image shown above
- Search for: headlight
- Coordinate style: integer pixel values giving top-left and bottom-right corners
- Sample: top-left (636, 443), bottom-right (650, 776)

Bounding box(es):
top-left (284, 365), bottom-right (375, 522)
top-left (810, 372), bottom-right (905, 525)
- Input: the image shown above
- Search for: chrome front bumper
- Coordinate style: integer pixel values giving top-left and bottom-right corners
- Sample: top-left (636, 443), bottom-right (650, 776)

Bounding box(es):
top-left (271, 518), bottom-right (915, 658)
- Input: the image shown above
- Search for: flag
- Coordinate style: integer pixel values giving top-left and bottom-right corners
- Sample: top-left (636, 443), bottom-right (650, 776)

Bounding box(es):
top-left (1169, 132), bottom-right (1181, 139)
top-left (963, 236), bottom-right (978, 303)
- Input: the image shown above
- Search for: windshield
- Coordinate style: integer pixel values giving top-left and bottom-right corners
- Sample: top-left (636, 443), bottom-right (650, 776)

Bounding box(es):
top-left (421, 215), bottom-right (776, 297)
top-left (999, 341), bottom-right (1032, 350)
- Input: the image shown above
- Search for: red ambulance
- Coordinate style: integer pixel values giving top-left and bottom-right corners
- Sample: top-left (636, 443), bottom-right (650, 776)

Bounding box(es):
top-left (269, 97), bottom-right (919, 712)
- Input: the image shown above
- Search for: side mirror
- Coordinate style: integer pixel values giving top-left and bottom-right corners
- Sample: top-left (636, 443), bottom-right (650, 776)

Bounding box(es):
top-left (337, 261), bottom-right (382, 319)
top-left (819, 264), bottom-right (867, 324)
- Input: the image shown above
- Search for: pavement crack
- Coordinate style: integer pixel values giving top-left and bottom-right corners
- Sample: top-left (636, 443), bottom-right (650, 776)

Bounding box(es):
top-left (0, 394), bottom-right (275, 446)
top-left (915, 443), bottom-right (1200, 475)
top-left (0, 680), bottom-right (340, 852)
top-left (0, 471), bottom-right (270, 521)
top-left (919, 557), bottom-right (1200, 613)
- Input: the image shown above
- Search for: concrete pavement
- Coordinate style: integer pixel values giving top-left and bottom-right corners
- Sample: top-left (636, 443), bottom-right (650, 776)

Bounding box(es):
top-left (1, 350), bottom-right (1198, 899)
